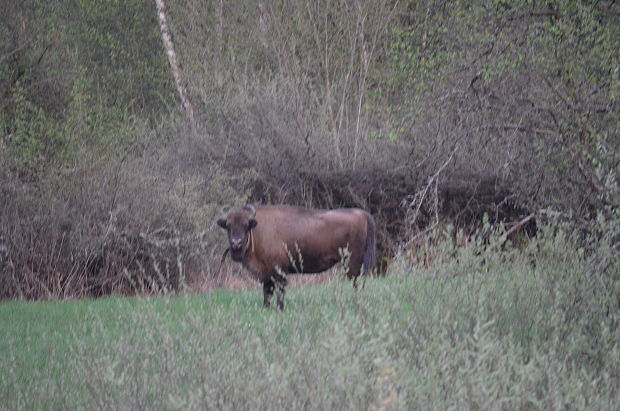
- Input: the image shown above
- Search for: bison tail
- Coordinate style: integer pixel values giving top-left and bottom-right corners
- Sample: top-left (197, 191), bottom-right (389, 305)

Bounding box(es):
top-left (362, 212), bottom-right (376, 276)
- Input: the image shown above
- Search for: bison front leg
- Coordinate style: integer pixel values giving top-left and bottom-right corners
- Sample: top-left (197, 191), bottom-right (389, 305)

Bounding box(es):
top-left (262, 279), bottom-right (275, 308)
top-left (263, 276), bottom-right (287, 310)
top-left (263, 278), bottom-right (275, 308)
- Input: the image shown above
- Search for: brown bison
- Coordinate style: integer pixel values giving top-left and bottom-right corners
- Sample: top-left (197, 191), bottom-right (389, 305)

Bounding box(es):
top-left (217, 205), bottom-right (376, 309)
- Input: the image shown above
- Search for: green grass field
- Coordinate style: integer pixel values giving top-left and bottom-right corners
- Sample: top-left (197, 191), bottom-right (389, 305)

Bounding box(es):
top-left (1, 225), bottom-right (618, 409)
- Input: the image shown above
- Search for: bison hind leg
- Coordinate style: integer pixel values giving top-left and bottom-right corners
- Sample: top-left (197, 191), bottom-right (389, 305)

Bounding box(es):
top-left (351, 272), bottom-right (367, 290)
top-left (346, 259), bottom-right (363, 289)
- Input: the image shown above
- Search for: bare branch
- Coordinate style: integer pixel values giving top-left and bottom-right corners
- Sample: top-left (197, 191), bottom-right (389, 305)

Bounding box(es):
top-left (501, 211), bottom-right (537, 245)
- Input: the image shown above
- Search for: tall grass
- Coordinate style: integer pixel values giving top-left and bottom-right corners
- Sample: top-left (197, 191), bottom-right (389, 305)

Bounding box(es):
top-left (1, 220), bottom-right (618, 409)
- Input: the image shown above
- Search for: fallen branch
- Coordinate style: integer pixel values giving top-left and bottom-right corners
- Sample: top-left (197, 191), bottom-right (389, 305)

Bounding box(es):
top-left (501, 211), bottom-right (538, 245)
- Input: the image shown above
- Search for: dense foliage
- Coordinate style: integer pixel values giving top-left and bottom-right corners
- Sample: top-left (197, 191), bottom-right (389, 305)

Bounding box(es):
top-left (1, 0), bottom-right (618, 298)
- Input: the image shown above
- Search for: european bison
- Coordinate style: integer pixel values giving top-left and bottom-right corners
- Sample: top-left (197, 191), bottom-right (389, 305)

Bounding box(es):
top-left (217, 205), bottom-right (376, 309)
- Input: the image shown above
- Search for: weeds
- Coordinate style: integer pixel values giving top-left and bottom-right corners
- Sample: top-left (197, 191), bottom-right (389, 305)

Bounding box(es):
top-left (2, 219), bottom-right (618, 409)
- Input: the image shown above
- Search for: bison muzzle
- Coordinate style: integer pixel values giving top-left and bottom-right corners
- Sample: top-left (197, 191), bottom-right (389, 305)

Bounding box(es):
top-left (217, 205), bottom-right (376, 310)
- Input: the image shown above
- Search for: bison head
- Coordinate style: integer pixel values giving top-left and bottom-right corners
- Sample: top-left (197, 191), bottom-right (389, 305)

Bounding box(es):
top-left (217, 205), bottom-right (257, 261)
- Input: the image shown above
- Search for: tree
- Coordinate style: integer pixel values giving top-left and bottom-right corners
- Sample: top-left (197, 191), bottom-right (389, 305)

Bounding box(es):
top-left (155, 0), bottom-right (195, 132)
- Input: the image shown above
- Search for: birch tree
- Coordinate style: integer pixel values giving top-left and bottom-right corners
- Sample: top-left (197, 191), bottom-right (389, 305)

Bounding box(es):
top-left (155, 0), bottom-right (195, 131)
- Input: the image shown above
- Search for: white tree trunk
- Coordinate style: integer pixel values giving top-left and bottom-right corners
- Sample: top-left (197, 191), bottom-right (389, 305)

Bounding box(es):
top-left (155, 0), bottom-right (195, 130)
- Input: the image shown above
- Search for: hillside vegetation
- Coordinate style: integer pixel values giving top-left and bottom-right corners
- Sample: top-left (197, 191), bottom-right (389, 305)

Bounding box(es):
top-left (1, 0), bottom-right (618, 298)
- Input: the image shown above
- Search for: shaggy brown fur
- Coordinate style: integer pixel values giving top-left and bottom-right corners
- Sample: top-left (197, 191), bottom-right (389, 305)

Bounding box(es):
top-left (217, 205), bottom-right (376, 309)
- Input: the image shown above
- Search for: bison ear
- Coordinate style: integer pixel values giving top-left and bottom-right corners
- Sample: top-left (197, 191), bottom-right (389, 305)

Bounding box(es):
top-left (248, 218), bottom-right (258, 230)
top-left (217, 218), bottom-right (228, 229)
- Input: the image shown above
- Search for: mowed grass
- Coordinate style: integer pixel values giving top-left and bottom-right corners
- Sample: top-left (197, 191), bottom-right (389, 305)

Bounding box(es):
top-left (1, 224), bottom-right (619, 409)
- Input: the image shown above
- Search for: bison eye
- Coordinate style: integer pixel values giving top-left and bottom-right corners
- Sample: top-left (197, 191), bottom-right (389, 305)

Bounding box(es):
top-left (216, 218), bottom-right (229, 229)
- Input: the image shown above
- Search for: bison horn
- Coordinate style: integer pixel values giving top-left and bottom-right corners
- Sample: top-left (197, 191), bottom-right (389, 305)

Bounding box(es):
top-left (244, 204), bottom-right (256, 218)
top-left (220, 205), bottom-right (231, 215)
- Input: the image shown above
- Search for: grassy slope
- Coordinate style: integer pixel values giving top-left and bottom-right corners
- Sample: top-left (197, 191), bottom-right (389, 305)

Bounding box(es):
top-left (1, 227), bottom-right (618, 409)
